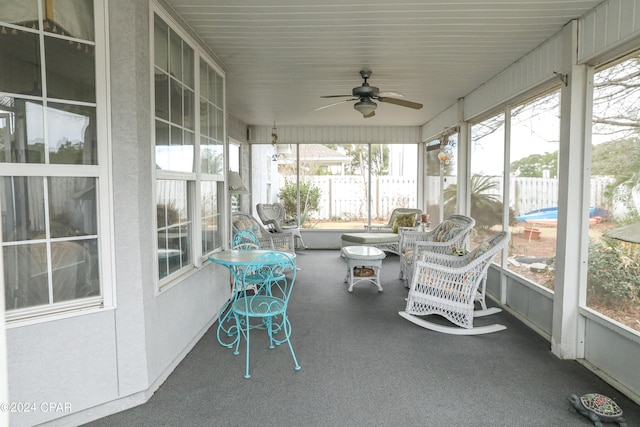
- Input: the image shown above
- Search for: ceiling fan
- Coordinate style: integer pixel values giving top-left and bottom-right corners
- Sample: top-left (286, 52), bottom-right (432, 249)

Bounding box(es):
top-left (314, 70), bottom-right (423, 118)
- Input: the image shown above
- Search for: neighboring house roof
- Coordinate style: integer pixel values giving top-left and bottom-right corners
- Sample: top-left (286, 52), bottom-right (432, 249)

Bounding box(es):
top-left (296, 144), bottom-right (351, 163)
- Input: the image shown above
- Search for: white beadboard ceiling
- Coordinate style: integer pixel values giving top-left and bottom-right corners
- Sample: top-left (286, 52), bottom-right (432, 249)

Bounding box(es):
top-left (167, 0), bottom-right (604, 127)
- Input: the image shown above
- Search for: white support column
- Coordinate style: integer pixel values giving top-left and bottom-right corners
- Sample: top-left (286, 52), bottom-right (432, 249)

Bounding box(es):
top-left (552, 20), bottom-right (590, 359)
top-left (456, 98), bottom-right (470, 215)
top-left (0, 231), bottom-right (9, 427)
top-left (417, 137), bottom-right (425, 213)
top-left (501, 106), bottom-right (512, 305)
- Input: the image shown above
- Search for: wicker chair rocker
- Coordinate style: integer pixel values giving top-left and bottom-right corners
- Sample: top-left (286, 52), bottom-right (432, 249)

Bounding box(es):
top-left (399, 231), bottom-right (511, 335)
top-left (232, 212), bottom-right (295, 252)
top-left (231, 251), bottom-right (301, 378)
top-left (399, 214), bottom-right (475, 287)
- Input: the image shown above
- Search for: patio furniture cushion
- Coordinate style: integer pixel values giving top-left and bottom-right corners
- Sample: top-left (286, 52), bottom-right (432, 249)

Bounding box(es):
top-left (233, 218), bottom-right (263, 238)
top-left (341, 233), bottom-right (399, 245)
top-left (365, 208), bottom-right (422, 233)
top-left (392, 213), bottom-right (418, 233)
top-left (434, 220), bottom-right (454, 241)
top-left (470, 241), bottom-right (491, 263)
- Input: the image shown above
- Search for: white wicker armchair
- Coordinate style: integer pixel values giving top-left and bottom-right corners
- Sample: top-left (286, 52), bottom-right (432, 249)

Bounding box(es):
top-left (399, 214), bottom-right (475, 287)
top-left (399, 231), bottom-right (511, 335)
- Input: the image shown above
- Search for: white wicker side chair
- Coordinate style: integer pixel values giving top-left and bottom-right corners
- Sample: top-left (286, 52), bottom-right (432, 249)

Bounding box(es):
top-left (399, 231), bottom-right (511, 335)
top-left (399, 214), bottom-right (475, 287)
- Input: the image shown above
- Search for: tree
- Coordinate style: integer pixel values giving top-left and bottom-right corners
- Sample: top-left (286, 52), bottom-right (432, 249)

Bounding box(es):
top-left (49, 139), bottom-right (84, 164)
top-left (334, 143), bottom-right (389, 175)
top-left (473, 58), bottom-right (640, 143)
top-left (592, 58), bottom-right (640, 139)
top-left (510, 152), bottom-right (558, 178)
top-left (591, 137), bottom-right (640, 178)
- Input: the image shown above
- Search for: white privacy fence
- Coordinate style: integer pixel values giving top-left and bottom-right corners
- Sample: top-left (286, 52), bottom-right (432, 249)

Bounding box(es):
top-left (492, 176), bottom-right (613, 216)
top-left (303, 175), bottom-right (418, 220)
top-left (300, 175), bottom-right (615, 220)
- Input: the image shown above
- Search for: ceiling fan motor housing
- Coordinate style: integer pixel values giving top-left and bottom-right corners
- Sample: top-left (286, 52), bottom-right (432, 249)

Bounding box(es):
top-left (352, 85), bottom-right (379, 97)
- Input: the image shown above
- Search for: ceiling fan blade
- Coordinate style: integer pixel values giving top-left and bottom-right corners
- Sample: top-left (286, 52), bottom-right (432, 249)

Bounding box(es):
top-left (321, 95), bottom-right (352, 98)
top-left (374, 91), bottom-right (404, 98)
top-left (364, 110), bottom-right (375, 118)
top-left (377, 97), bottom-right (423, 110)
top-left (313, 99), bottom-right (356, 111)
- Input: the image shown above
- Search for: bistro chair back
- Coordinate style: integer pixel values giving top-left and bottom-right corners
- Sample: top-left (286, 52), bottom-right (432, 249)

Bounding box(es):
top-left (232, 212), bottom-right (295, 252)
top-left (231, 229), bottom-right (261, 250)
top-left (231, 251), bottom-right (301, 378)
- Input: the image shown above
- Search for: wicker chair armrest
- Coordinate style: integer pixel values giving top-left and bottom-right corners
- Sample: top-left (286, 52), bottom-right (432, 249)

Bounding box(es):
top-left (399, 228), bottom-right (436, 247)
top-left (418, 253), bottom-right (471, 270)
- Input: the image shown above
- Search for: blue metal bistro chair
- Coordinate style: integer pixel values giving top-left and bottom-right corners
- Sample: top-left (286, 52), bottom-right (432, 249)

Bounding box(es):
top-left (231, 229), bottom-right (261, 250)
top-left (231, 251), bottom-right (301, 378)
top-left (216, 230), bottom-right (263, 348)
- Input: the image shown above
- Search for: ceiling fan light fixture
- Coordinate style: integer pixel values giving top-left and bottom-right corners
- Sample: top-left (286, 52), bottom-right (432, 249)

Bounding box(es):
top-left (354, 100), bottom-right (377, 117)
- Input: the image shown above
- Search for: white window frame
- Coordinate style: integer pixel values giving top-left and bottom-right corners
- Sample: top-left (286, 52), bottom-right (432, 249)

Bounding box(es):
top-left (0, 0), bottom-right (114, 324)
top-left (151, 4), bottom-right (225, 291)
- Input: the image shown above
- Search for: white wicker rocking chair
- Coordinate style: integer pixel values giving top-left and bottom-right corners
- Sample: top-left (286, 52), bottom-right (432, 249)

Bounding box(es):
top-left (399, 231), bottom-right (511, 335)
top-left (399, 214), bottom-right (476, 287)
top-left (256, 203), bottom-right (306, 249)
top-left (232, 212), bottom-right (295, 252)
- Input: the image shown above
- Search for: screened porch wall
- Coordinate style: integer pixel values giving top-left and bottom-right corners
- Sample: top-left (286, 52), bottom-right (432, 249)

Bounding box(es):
top-left (421, 6), bottom-right (640, 404)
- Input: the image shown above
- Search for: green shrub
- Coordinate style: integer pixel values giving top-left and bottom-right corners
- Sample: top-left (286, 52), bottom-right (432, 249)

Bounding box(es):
top-left (278, 180), bottom-right (321, 227)
top-left (587, 239), bottom-right (640, 307)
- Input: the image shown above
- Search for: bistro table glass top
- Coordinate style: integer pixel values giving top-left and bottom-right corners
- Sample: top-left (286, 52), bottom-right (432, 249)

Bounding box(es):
top-left (209, 249), bottom-right (296, 266)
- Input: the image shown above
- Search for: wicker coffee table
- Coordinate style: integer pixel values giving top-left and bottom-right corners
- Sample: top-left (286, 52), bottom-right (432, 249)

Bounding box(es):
top-left (341, 245), bottom-right (386, 292)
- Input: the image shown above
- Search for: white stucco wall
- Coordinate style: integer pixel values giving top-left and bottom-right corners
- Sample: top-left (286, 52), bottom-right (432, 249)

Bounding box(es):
top-left (5, 1), bottom-right (231, 425)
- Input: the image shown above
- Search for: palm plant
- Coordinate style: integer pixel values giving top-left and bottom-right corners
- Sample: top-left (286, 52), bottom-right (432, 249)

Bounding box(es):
top-left (444, 174), bottom-right (514, 229)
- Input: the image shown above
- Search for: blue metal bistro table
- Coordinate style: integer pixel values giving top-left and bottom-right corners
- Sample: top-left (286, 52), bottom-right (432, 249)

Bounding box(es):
top-left (209, 249), bottom-right (296, 348)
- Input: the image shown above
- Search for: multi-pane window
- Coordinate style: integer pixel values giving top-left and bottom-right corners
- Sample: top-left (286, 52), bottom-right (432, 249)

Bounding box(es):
top-left (154, 14), bottom-right (195, 173)
top-left (470, 113), bottom-right (505, 264)
top-left (252, 143), bottom-right (418, 229)
top-left (508, 91), bottom-right (560, 290)
top-left (0, 1), bottom-right (104, 315)
top-left (199, 59), bottom-right (224, 175)
top-left (587, 54), bottom-right (640, 332)
top-left (153, 10), bottom-right (223, 284)
top-left (426, 132), bottom-right (458, 224)
top-left (467, 91), bottom-right (561, 288)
